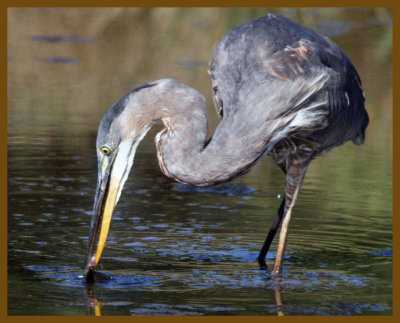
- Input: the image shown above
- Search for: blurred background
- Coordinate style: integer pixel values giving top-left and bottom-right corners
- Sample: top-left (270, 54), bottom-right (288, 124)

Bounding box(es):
top-left (8, 8), bottom-right (392, 315)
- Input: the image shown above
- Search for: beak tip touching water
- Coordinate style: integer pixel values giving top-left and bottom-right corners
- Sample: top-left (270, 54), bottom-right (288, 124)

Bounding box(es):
top-left (84, 137), bottom-right (146, 283)
top-left (85, 268), bottom-right (96, 284)
top-left (84, 147), bottom-right (128, 284)
top-left (85, 255), bottom-right (97, 272)
top-left (84, 253), bottom-right (97, 283)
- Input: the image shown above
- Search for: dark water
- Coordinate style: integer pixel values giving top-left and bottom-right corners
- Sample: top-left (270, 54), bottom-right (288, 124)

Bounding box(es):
top-left (7, 8), bottom-right (392, 315)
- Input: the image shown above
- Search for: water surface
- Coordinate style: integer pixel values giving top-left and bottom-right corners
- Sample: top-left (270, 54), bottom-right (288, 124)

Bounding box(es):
top-left (7, 7), bottom-right (392, 315)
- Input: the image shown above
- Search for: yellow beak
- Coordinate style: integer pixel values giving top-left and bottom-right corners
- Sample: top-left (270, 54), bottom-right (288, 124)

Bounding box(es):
top-left (85, 151), bottom-right (123, 280)
top-left (84, 131), bottom-right (150, 284)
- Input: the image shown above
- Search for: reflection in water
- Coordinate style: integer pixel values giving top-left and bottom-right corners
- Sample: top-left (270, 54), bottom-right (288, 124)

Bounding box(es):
top-left (273, 280), bottom-right (284, 316)
top-left (84, 286), bottom-right (102, 316)
top-left (58, 263), bottom-right (391, 316)
top-left (83, 269), bottom-right (286, 316)
top-left (8, 7), bottom-right (392, 315)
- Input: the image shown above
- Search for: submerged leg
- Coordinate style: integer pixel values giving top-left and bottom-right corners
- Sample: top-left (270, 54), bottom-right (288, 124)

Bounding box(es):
top-left (258, 162), bottom-right (287, 269)
top-left (257, 197), bottom-right (286, 268)
top-left (272, 159), bottom-right (310, 277)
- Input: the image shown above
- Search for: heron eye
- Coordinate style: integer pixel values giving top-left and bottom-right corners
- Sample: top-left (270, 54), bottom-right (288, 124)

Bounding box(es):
top-left (100, 146), bottom-right (112, 156)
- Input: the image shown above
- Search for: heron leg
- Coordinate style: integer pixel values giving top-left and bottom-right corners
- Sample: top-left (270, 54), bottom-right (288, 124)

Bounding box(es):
top-left (257, 197), bottom-right (286, 269)
top-left (257, 162), bottom-right (287, 269)
top-left (272, 159), bottom-right (310, 277)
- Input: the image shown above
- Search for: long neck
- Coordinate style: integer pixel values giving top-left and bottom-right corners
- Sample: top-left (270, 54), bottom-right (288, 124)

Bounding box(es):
top-left (151, 80), bottom-right (267, 187)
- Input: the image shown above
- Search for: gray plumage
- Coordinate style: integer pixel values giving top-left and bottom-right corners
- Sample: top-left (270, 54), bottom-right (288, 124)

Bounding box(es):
top-left (86, 14), bottom-right (368, 280)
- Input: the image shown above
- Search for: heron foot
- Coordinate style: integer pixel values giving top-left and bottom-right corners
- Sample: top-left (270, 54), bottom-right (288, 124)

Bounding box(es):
top-left (257, 257), bottom-right (267, 269)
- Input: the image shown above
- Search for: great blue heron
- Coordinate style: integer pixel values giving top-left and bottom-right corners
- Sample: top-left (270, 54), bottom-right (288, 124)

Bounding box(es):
top-left (84, 14), bottom-right (369, 282)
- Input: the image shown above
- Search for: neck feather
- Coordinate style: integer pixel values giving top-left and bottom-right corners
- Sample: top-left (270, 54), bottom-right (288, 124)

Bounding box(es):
top-left (150, 80), bottom-right (267, 187)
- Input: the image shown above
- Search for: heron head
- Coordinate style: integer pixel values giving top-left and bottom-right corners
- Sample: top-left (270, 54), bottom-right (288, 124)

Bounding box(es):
top-left (85, 85), bottom-right (154, 278)
top-left (84, 79), bottom-right (201, 280)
